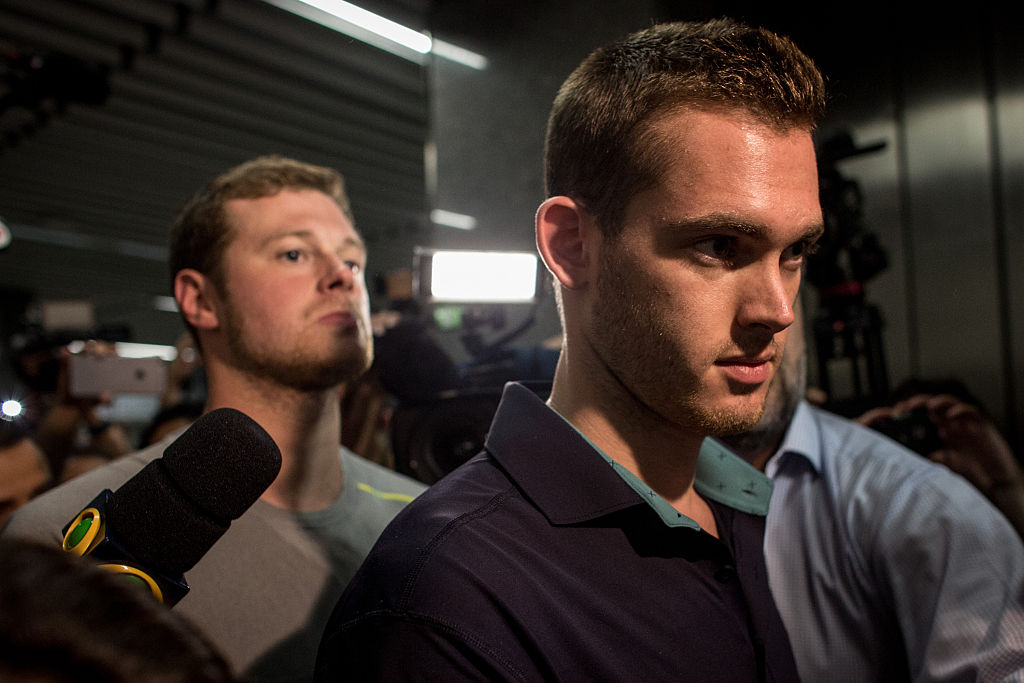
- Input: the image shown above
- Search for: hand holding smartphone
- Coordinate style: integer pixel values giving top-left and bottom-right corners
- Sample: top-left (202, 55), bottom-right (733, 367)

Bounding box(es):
top-left (68, 354), bottom-right (167, 398)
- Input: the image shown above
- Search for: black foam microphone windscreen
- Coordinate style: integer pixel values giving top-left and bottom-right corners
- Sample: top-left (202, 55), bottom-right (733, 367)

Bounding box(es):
top-left (103, 407), bottom-right (282, 577)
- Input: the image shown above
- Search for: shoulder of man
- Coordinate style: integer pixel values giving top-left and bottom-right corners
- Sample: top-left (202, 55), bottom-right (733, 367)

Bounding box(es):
top-left (807, 404), bottom-right (1024, 563)
top-left (0, 440), bottom-right (166, 543)
top-left (809, 403), bottom-right (965, 487)
top-left (813, 406), bottom-right (1024, 679)
top-left (318, 454), bottom-right (534, 681)
top-left (342, 450), bottom-right (520, 594)
top-left (339, 447), bottom-right (427, 501)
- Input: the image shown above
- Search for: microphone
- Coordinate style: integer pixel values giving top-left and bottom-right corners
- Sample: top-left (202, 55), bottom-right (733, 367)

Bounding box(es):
top-left (60, 407), bottom-right (282, 605)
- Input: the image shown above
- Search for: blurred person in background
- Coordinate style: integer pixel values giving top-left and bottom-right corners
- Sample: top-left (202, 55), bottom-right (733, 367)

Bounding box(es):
top-left (11, 338), bottom-right (133, 482)
top-left (718, 300), bottom-right (1024, 681)
top-left (0, 418), bottom-right (50, 528)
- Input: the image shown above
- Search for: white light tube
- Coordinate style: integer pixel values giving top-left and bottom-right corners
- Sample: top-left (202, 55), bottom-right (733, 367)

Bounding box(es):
top-left (265, 0), bottom-right (487, 69)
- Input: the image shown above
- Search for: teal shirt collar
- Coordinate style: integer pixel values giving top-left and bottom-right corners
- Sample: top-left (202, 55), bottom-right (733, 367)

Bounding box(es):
top-left (564, 420), bottom-right (773, 530)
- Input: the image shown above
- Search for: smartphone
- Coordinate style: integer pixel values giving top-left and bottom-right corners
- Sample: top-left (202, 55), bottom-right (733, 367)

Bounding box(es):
top-left (68, 354), bottom-right (167, 398)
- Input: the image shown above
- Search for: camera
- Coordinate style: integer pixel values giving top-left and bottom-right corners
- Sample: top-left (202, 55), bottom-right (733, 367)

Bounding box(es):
top-left (379, 251), bottom-right (552, 484)
top-left (870, 407), bottom-right (944, 457)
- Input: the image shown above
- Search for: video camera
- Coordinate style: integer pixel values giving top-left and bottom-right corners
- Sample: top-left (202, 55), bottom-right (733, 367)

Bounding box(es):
top-left (809, 130), bottom-right (892, 414)
top-left (383, 248), bottom-right (554, 484)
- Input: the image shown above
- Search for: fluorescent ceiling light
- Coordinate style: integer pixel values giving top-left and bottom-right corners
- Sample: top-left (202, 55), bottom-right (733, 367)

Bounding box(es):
top-left (290, 0), bottom-right (430, 53)
top-left (430, 209), bottom-right (477, 230)
top-left (431, 39), bottom-right (489, 70)
top-left (265, 0), bottom-right (487, 69)
top-left (428, 250), bottom-right (537, 302)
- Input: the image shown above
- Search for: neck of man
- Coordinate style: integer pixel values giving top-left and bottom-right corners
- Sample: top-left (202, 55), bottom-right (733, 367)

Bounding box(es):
top-left (547, 347), bottom-right (713, 528)
top-left (718, 422), bottom-right (786, 472)
top-left (203, 364), bottom-right (344, 512)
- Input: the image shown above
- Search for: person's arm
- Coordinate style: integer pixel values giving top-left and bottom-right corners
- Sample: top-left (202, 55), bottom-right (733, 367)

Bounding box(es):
top-left (871, 464), bottom-right (1024, 681)
top-left (161, 332), bottom-right (203, 409)
top-left (33, 398), bottom-right (130, 471)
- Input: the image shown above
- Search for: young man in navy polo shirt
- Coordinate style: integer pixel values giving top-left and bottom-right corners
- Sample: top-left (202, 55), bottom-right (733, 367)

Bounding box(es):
top-left (317, 19), bottom-right (825, 681)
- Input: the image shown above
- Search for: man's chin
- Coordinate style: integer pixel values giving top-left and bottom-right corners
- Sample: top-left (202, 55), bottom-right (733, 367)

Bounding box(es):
top-left (321, 342), bottom-right (372, 381)
top-left (707, 413), bottom-right (763, 437)
top-left (260, 351), bottom-right (372, 393)
top-left (688, 394), bottom-right (767, 436)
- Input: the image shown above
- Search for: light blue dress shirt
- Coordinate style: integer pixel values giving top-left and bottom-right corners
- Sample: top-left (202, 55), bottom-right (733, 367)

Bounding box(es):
top-left (756, 401), bottom-right (1024, 682)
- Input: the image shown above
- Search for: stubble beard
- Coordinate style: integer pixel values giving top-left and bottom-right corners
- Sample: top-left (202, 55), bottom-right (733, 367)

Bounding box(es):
top-left (718, 347), bottom-right (805, 455)
top-left (222, 303), bottom-right (372, 392)
top-left (591, 248), bottom-right (766, 437)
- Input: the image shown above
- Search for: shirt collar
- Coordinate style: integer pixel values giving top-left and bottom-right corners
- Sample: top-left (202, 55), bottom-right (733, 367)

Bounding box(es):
top-left (483, 383), bottom-right (773, 530)
top-left (594, 436), bottom-right (773, 529)
top-left (484, 383), bottom-right (640, 526)
top-left (764, 400), bottom-right (822, 477)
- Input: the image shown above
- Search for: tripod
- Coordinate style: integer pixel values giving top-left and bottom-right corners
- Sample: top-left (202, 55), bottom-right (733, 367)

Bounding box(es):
top-left (813, 286), bottom-right (889, 416)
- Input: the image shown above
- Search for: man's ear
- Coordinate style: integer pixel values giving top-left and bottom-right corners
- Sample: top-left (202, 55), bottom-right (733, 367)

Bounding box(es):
top-left (174, 269), bottom-right (221, 331)
top-left (536, 196), bottom-right (597, 290)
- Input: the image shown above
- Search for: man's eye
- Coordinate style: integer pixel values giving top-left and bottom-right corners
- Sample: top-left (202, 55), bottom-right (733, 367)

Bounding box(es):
top-left (783, 240), bottom-right (819, 263)
top-left (281, 249), bottom-right (303, 262)
top-left (694, 236), bottom-right (735, 260)
top-left (344, 260), bottom-right (362, 275)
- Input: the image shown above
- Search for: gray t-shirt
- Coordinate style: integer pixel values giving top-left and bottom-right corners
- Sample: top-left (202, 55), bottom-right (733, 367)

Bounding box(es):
top-left (1, 432), bottom-right (426, 682)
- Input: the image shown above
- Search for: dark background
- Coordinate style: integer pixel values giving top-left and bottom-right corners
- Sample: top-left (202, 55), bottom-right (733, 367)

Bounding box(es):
top-left (1, 0), bottom-right (1021, 446)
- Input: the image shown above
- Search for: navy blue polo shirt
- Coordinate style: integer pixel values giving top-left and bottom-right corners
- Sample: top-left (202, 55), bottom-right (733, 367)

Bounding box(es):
top-left (316, 382), bottom-right (798, 682)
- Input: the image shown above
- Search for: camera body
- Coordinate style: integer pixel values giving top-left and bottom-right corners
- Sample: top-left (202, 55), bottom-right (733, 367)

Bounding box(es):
top-left (871, 407), bottom-right (944, 456)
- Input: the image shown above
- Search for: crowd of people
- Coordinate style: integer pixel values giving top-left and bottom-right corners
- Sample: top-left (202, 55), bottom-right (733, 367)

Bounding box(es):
top-left (0, 16), bottom-right (1022, 683)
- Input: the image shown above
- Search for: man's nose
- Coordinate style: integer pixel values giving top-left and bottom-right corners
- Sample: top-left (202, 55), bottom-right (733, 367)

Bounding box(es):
top-left (320, 256), bottom-right (357, 292)
top-left (736, 263), bottom-right (796, 334)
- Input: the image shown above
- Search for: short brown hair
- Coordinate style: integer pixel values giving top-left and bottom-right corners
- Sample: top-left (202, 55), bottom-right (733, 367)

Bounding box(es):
top-left (544, 18), bottom-right (826, 236)
top-left (169, 155), bottom-right (353, 293)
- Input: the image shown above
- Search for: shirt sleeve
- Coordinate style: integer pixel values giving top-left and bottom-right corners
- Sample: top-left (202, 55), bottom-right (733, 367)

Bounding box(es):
top-left (1, 479), bottom-right (92, 544)
top-left (869, 464), bottom-right (1024, 682)
top-left (2, 447), bottom-right (158, 544)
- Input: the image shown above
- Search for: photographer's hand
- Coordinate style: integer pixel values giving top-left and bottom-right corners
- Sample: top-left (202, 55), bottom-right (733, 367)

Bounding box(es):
top-left (58, 341), bottom-right (115, 430)
top-left (914, 394), bottom-right (1019, 491)
top-left (36, 342), bottom-right (131, 477)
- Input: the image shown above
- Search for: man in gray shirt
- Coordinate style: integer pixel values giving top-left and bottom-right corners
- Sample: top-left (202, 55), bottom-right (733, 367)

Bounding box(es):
top-left (2, 156), bottom-right (425, 681)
